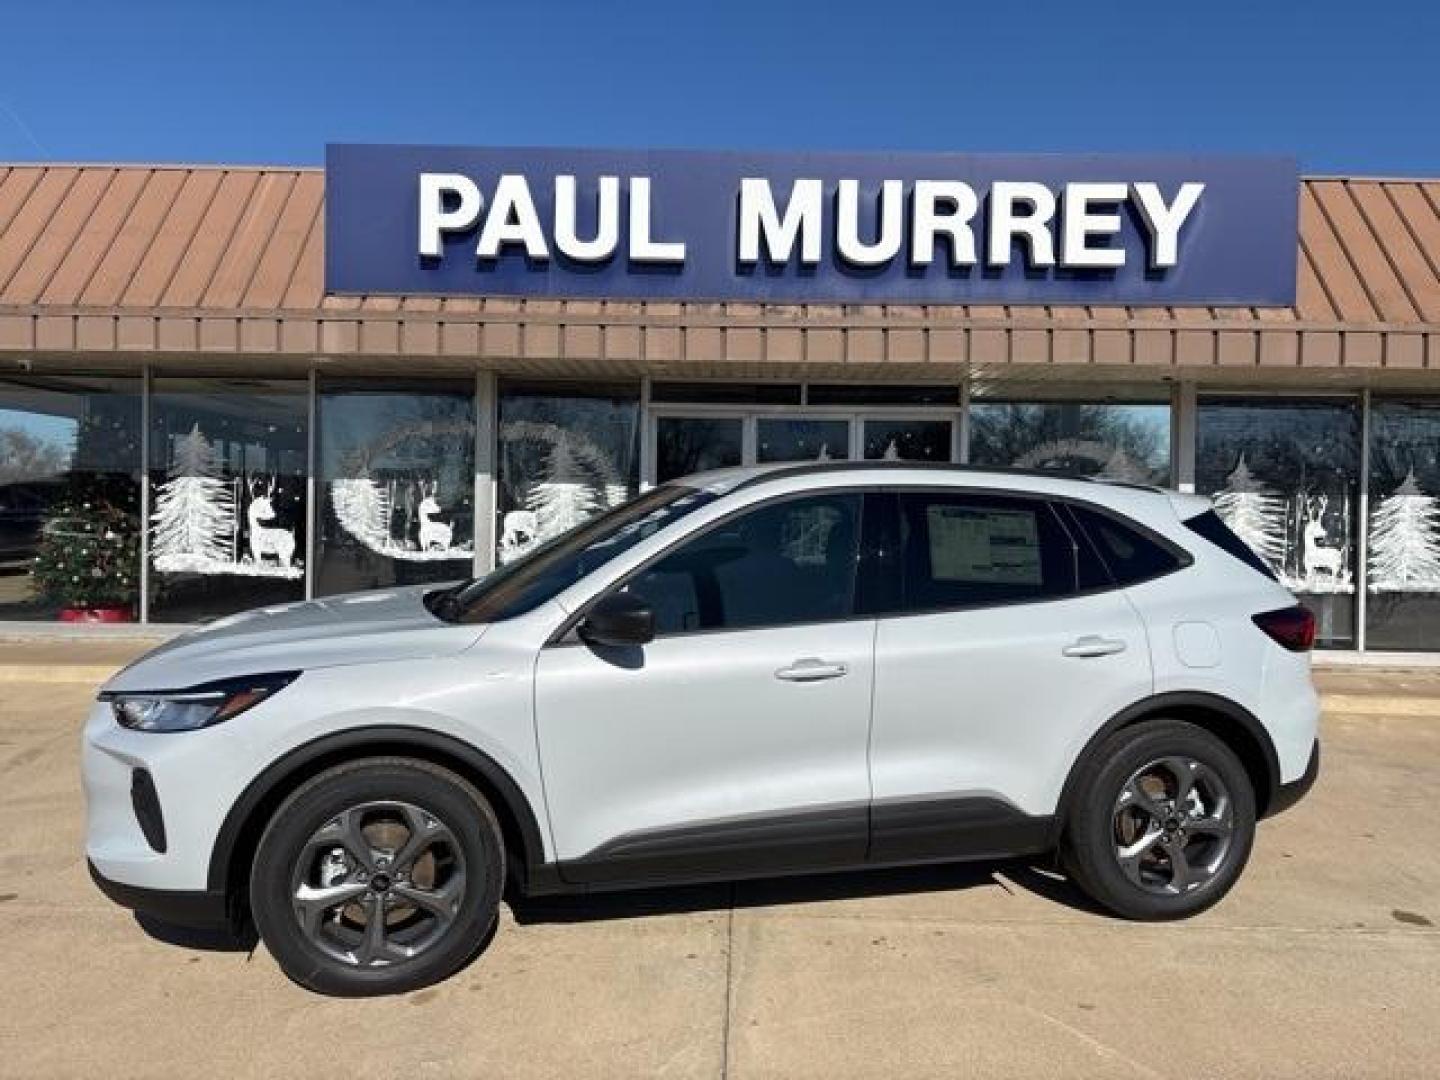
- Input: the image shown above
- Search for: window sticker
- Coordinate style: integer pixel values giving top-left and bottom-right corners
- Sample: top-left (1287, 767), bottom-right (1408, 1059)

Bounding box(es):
top-left (928, 506), bottom-right (1041, 585)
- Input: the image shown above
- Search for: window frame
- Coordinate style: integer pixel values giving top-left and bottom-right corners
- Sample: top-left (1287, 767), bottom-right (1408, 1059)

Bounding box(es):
top-left (548, 486), bottom-right (874, 645)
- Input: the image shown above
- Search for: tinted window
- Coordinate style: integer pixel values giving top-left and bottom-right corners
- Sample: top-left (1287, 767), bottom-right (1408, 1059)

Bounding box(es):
top-left (895, 492), bottom-right (1077, 610)
top-left (1069, 503), bottom-right (1186, 585)
top-left (623, 493), bottom-right (862, 634)
top-left (1183, 509), bottom-right (1277, 581)
top-left (449, 485), bottom-right (715, 623)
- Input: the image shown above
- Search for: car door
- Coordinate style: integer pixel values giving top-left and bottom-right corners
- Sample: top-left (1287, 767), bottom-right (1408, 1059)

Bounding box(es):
top-left (865, 489), bottom-right (1153, 862)
top-left (534, 489), bottom-right (876, 885)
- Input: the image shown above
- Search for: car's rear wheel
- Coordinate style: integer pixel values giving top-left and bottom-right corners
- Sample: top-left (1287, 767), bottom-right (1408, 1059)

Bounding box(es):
top-left (250, 757), bottom-right (503, 995)
top-left (1062, 720), bottom-right (1256, 920)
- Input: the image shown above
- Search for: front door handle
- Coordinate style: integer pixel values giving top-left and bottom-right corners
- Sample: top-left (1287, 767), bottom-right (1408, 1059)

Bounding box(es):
top-left (1062, 635), bottom-right (1127, 659)
top-left (775, 658), bottom-right (849, 682)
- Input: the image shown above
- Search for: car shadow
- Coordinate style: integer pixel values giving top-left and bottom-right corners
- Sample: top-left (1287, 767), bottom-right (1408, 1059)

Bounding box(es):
top-left (508, 856), bottom-right (1113, 925)
top-left (134, 913), bottom-right (259, 954)
top-left (126, 858), bottom-right (1114, 960)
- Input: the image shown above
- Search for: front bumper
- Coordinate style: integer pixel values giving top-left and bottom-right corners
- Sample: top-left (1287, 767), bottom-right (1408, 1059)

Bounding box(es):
top-left (88, 860), bottom-right (233, 930)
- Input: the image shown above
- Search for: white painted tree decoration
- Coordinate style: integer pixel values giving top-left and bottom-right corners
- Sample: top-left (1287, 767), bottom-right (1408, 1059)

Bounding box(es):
top-left (527, 436), bottom-right (603, 542)
top-left (150, 424), bottom-right (236, 571)
top-left (1212, 455), bottom-right (1286, 571)
top-left (1368, 469), bottom-right (1440, 592)
top-left (330, 476), bottom-right (472, 562)
top-left (151, 426), bottom-right (302, 579)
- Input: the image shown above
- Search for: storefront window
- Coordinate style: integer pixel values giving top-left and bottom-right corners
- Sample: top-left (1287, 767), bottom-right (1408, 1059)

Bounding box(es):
top-left (1365, 399), bottom-right (1440, 651)
top-left (1197, 397), bottom-right (1360, 648)
top-left (862, 418), bottom-right (952, 462)
top-left (757, 418), bottom-right (850, 463)
top-left (0, 375), bottom-right (141, 621)
top-left (498, 381), bottom-right (640, 563)
top-left (316, 379), bottom-right (475, 597)
top-left (148, 378), bottom-right (307, 622)
top-left (969, 401), bottom-right (1171, 484)
top-left (655, 416), bottom-right (742, 485)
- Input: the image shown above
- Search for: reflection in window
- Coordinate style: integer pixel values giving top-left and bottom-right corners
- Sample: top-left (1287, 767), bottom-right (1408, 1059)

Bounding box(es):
top-left (756, 418), bottom-right (850, 463)
top-left (862, 419), bottom-right (952, 462)
top-left (316, 380), bottom-right (475, 597)
top-left (654, 416), bottom-right (741, 486)
top-left (498, 381), bottom-right (640, 564)
top-left (0, 376), bottom-right (141, 621)
top-left (148, 378), bottom-right (308, 622)
top-left (1197, 398), bottom-right (1360, 648)
top-left (969, 402), bottom-right (1171, 484)
top-left (626, 493), bottom-right (861, 634)
top-left (1366, 400), bottom-right (1440, 651)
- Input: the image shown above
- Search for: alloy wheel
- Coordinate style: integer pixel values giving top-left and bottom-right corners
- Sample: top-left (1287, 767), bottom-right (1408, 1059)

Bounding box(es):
top-left (1111, 756), bottom-right (1235, 896)
top-left (290, 800), bottom-right (468, 968)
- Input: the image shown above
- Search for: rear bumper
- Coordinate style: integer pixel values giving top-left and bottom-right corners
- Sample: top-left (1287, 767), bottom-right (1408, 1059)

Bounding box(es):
top-left (1266, 739), bottom-right (1320, 818)
top-left (88, 860), bottom-right (233, 930)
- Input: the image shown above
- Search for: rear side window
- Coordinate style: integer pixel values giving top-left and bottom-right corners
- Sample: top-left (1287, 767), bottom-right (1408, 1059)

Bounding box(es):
top-left (1067, 503), bottom-right (1188, 586)
top-left (1183, 509), bottom-right (1279, 580)
top-left (894, 492), bottom-right (1077, 610)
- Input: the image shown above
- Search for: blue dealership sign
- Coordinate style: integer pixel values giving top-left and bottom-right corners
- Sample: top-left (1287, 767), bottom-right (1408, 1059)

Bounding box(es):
top-left (325, 144), bottom-right (1298, 306)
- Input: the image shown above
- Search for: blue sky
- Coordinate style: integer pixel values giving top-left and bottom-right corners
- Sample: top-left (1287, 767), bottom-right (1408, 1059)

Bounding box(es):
top-left (0, 0), bottom-right (1436, 175)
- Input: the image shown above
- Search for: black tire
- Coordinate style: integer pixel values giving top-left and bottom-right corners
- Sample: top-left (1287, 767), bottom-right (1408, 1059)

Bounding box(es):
top-left (1062, 720), bottom-right (1256, 920)
top-left (250, 757), bottom-right (504, 996)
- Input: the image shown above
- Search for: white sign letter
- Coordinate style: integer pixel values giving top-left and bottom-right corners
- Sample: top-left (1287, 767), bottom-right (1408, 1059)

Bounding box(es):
top-left (555, 175), bottom-right (620, 262)
top-left (837, 179), bottom-right (904, 267)
top-left (738, 177), bottom-right (822, 264)
top-left (1132, 182), bottom-right (1205, 269)
top-left (476, 174), bottom-right (549, 260)
top-left (910, 180), bottom-right (979, 267)
top-left (418, 173), bottom-right (481, 258)
top-left (987, 182), bottom-right (1057, 267)
top-left (1061, 182), bottom-right (1128, 268)
top-left (629, 177), bottom-right (686, 263)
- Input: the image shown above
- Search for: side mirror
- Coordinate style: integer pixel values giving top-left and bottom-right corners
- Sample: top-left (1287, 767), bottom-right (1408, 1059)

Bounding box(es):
top-left (578, 591), bottom-right (655, 647)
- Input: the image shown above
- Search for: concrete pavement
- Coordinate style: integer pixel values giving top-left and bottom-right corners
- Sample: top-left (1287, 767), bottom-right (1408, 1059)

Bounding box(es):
top-left (0, 647), bottom-right (1436, 1078)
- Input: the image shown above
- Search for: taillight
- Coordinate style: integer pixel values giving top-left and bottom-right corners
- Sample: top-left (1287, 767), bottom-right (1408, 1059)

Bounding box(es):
top-left (1252, 605), bottom-right (1316, 652)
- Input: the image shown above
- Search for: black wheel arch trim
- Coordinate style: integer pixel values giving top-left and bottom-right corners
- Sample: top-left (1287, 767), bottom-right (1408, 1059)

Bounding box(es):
top-left (206, 725), bottom-right (548, 899)
top-left (1053, 691), bottom-right (1284, 840)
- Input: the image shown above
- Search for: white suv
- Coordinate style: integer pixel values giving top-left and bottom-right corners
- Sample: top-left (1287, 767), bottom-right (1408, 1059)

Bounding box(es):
top-left (85, 463), bottom-right (1321, 995)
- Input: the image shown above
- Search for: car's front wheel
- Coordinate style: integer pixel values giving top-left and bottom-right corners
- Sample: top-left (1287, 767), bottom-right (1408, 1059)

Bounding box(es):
top-left (250, 757), bottom-right (504, 995)
top-left (1062, 719), bottom-right (1256, 920)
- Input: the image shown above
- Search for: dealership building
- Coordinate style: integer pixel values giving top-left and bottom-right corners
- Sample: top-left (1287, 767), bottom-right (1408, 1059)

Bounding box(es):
top-left (2, 147), bottom-right (1440, 657)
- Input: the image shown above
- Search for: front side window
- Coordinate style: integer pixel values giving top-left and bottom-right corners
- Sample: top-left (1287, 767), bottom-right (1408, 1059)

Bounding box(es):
top-left (894, 492), bottom-right (1077, 611)
top-left (450, 484), bottom-right (714, 624)
top-left (623, 493), bottom-right (863, 635)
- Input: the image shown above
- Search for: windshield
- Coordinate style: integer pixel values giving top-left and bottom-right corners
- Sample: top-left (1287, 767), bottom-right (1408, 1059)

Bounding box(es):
top-left (437, 484), bottom-right (717, 624)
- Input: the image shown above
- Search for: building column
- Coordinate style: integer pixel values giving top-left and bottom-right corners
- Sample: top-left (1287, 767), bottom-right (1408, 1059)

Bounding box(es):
top-left (1173, 381), bottom-right (1198, 493)
top-left (473, 370), bottom-right (498, 576)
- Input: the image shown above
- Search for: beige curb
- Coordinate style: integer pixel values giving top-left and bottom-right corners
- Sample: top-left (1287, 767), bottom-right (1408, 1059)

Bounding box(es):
top-left (0, 665), bottom-right (124, 686)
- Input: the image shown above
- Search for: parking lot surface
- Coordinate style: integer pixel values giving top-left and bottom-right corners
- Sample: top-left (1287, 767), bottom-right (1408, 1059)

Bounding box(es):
top-left (1, 645), bottom-right (1437, 1079)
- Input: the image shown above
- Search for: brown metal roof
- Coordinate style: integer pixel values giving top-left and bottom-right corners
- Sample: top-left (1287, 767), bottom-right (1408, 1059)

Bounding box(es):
top-left (1, 164), bottom-right (1438, 375)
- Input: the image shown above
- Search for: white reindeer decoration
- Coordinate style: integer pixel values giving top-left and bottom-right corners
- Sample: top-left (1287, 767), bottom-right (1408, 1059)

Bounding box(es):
top-left (417, 481), bottom-right (454, 552)
top-left (1301, 494), bottom-right (1344, 585)
top-left (247, 477), bottom-right (296, 570)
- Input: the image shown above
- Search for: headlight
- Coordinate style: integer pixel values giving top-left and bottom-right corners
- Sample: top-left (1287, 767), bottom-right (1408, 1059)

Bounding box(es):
top-left (103, 672), bottom-right (299, 733)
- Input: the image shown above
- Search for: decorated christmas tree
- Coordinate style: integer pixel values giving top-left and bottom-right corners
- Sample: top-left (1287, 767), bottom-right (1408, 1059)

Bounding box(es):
top-left (1368, 469), bottom-right (1440, 592)
top-left (1213, 455), bottom-right (1287, 570)
top-left (150, 424), bottom-right (236, 570)
top-left (30, 482), bottom-right (140, 612)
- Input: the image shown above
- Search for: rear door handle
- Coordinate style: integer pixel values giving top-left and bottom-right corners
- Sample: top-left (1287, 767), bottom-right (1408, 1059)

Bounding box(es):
top-left (1062, 635), bottom-right (1127, 658)
top-left (775, 658), bottom-right (849, 682)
